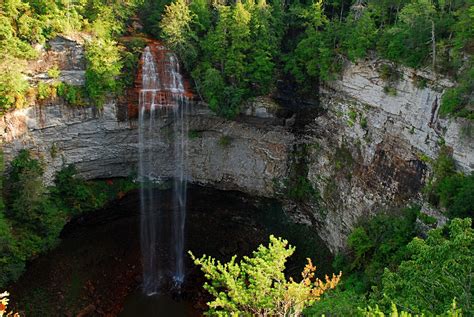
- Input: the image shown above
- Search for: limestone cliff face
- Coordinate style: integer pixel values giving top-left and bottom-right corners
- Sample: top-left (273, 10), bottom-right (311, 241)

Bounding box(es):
top-left (0, 103), bottom-right (293, 198)
top-left (1, 37), bottom-right (473, 253)
top-left (302, 60), bottom-right (473, 252)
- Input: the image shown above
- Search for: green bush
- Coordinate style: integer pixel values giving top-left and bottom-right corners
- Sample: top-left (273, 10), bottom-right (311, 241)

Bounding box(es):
top-left (57, 82), bottom-right (84, 106)
top-left (286, 175), bottom-right (318, 202)
top-left (0, 59), bottom-right (28, 111)
top-left (379, 64), bottom-right (400, 83)
top-left (120, 38), bottom-right (147, 88)
top-left (335, 207), bottom-right (419, 294)
top-left (47, 66), bottom-right (60, 79)
top-left (51, 164), bottom-right (138, 216)
top-left (424, 147), bottom-right (473, 218)
top-left (379, 218), bottom-right (473, 315)
top-left (377, 0), bottom-right (436, 69)
top-left (37, 81), bottom-right (58, 101)
top-left (0, 150), bottom-right (65, 288)
top-left (304, 288), bottom-right (366, 316)
top-left (190, 235), bottom-right (341, 316)
top-left (440, 62), bottom-right (474, 120)
top-left (361, 301), bottom-right (463, 317)
top-left (436, 173), bottom-right (474, 219)
top-left (341, 10), bottom-right (378, 62)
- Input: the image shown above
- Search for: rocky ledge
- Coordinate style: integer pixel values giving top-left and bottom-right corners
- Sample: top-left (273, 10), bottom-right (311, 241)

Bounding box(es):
top-left (0, 103), bottom-right (293, 198)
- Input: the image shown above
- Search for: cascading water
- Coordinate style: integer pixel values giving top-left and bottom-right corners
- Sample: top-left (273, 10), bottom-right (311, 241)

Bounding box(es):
top-left (138, 44), bottom-right (189, 295)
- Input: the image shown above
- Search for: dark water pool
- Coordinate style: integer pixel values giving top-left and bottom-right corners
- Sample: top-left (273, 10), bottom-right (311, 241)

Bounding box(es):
top-left (10, 185), bottom-right (332, 316)
top-left (119, 292), bottom-right (199, 317)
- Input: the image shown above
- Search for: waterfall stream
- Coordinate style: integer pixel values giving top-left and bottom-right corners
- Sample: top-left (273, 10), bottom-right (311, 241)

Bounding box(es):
top-left (138, 44), bottom-right (189, 295)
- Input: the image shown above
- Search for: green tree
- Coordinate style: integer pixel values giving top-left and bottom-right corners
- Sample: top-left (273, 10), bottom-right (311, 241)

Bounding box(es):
top-left (160, 0), bottom-right (199, 69)
top-left (285, 0), bottom-right (339, 85)
top-left (190, 235), bottom-right (341, 316)
top-left (377, 0), bottom-right (437, 68)
top-left (246, 0), bottom-right (279, 95)
top-left (342, 9), bottom-right (378, 61)
top-left (435, 173), bottom-right (474, 219)
top-left (85, 38), bottom-right (123, 107)
top-left (379, 218), bottom-right (473, 315)
top-left (50, 164), bottom-right (99, 215)
top-left (339, 208), bottom-right (419, 293)
top-left (189, 0), bottom-right (212, 34)
top-left (5, 150), bottom-right (64, 241)
top-left (0, 57), bottom-right (28, 111)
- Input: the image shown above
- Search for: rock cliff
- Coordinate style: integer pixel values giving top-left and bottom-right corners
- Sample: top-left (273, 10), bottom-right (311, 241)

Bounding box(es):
top-left (301, 60), bottom-right (473, 252)
top-left (0, 103), bottom-right (293, 198)
top-left (1, 37), bottom-right (473, 253)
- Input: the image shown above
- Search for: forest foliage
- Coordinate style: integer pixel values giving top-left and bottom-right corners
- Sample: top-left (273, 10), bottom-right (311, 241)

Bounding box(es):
top-left (304, 214), bottom-right (473, 316)
top-left (191, 219), bottom-right (472, 316)
top-left (157, 0), bottom-right (473, 118)
top-left (0, 0), bottom-right (142, 112)
top-left (0, 150), bottom-right (137, 289)
top-left (424, 146), bottom-right (474, 219)
top-left (1, 0), bottom-right (472, 117)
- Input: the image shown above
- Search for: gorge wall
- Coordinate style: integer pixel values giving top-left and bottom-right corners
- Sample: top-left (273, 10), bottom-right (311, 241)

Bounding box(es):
top-left (0, 103), bottom-right (293, 198)
top-left (302, 60), bottom-right (473, 251)
top-left (1, 37), bottom-right (473, 253)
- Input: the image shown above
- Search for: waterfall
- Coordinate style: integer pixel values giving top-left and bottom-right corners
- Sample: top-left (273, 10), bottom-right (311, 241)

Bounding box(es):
top-left (138, 44), bottom-right (189, 295)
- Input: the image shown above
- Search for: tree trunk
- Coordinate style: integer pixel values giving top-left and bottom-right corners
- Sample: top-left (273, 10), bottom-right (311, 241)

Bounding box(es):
top-left (431, 19), bottom-right (436, 70)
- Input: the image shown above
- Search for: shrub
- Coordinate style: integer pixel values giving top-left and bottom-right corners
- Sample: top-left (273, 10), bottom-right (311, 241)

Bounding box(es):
top-left (218, 135), bottom-right (231, 147)
top-left (286, 176), bottom-right (318, 202)
top-left (336, 207), bottom-right (419, 293)
top-left (379, 218), bottom-right (473, 315)
top-left (51, 165), bottom-right (138, 215)
top-left (304, 288), bottom-right (366, 316)
top-left (424, 147), bottom-right (473, 218)
top-left (57, 83), bottom-right (84, 106)
top-left (436, 173), bottom-right (474, 219)
top-left (0, 150), bottom-right (65, 287)
top-left (120, 38), bottom-right (147, 88)
top-left (383, 86), bottom-right (397, 96)
top-left (47, 66), bottom-right (61, 79)
top-left (362, 301), bottom-right (463, 317)
top-left (36, 82), bottom-right (58, 101)
top-left (440, 64), bottom-right (474, 120)
top-left (379, 64), bottom-right (400, 83)
top-left (0, 59), bottom-right (28, 111)
top-left (190, 235), bottom-right (341, 316)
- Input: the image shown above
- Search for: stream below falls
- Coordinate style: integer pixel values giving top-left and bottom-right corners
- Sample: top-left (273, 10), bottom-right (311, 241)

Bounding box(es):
top-left (9, 185), bottom-right (333, 316)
